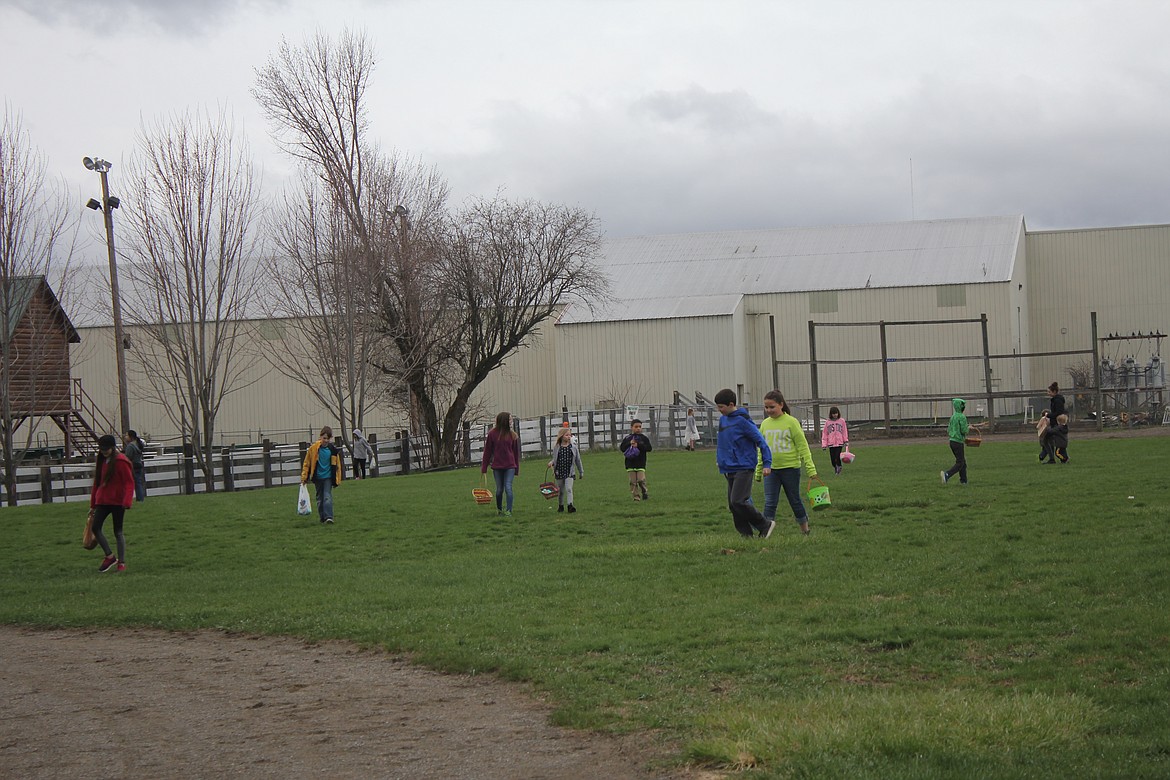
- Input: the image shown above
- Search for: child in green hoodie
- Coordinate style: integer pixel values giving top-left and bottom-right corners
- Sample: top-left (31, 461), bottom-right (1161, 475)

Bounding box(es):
top-left (941, 398), bottom-right (970, 485)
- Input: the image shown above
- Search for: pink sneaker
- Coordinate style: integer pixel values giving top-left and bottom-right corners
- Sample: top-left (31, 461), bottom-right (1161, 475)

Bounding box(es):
top-left (116, 562), bottom-right (126, 572)
top-left (99, 555), bottom-right (117, 573)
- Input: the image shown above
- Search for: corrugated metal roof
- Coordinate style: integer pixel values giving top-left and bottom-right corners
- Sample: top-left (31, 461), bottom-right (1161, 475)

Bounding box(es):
top-left (560, 215), bottom-right (1024, 324)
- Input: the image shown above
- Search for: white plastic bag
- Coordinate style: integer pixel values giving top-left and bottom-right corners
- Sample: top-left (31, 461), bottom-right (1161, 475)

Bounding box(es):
top-left (297, 483), bottom-right (312, 516)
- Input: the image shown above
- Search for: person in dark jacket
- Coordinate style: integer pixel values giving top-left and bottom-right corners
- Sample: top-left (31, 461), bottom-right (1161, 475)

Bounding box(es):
top-left (1046, 413), bottom-right (1071, 464)
top-left (1040, 382), bottom-right (1068, 462)
top-left (715, 388), bottom-right (774, 539)
top-left (619, 419), bottom-right (653, 501)
top-left (122, 430), bottom-right (147, 501)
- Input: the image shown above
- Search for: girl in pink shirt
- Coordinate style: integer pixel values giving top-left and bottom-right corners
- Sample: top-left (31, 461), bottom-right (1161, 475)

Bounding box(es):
top-left (820, 406), bottom-right (850, 475)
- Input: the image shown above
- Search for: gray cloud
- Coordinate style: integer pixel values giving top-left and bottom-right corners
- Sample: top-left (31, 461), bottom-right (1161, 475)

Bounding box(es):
top-left (435, 70), bottom-right (1170, 238)
top-left (2, 0), bottom-right (288, 36)
top-left (631, 85), bottom-right (777, 134)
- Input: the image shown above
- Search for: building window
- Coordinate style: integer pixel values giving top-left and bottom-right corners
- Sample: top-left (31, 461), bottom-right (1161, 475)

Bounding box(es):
top-left (936, 285), bottom-right (966, 308)
top-left (809, 291), bottom-right (838, 313)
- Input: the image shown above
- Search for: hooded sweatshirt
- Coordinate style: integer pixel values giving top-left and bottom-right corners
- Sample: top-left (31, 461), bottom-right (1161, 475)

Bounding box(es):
top-left (759, 412), bottom-right (817, 476)
top-left (947, 398), bottom-right (970, 443)
top-left (717, 407), bottom-right (772, 474)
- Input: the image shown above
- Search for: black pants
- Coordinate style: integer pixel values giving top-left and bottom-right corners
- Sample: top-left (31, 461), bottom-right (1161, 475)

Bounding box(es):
top-left (726, 470), bottom-right (770, 537)
top-left (945, 441), bottom-right (967, 483)
top-left (91, 505), bottom-right (126, 561)
top-left (828, 446), bottom-right (843, 469)
top-left (352, 458), bottom-right (367, 479)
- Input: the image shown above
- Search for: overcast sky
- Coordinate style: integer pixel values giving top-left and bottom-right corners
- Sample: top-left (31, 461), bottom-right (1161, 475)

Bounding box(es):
top-left (4, 0), bottom-right (1170, 264)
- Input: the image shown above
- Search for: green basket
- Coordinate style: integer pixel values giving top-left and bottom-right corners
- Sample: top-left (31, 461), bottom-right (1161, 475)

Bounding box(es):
top-left (806, 476), bottom-right (832, 511)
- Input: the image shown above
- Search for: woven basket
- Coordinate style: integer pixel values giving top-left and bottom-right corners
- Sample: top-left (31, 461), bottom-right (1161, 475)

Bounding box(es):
top-left (539, 468), bottom-right (560, 500)
top-left (472, 474), bottom-right (493, 505)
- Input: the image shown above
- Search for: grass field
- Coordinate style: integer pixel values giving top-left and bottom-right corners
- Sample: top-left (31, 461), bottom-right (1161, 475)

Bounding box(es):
top-left (3, 435), bottom-right (1169, 778)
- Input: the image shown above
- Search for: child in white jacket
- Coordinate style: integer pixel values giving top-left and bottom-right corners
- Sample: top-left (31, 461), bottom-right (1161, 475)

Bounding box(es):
top-left (820, 406), bottom-right (850, 475)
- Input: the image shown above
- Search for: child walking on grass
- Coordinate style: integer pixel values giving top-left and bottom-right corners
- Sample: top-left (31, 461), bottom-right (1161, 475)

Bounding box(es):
top-left (941, 398), bottom-right (970, 485)
top-left (548, 427), bottom-right (584, 512)
top-left (620, 419), bottom-right (653, 500)
top-left (820, 405), bottom-right (849, 475)
top-left (758, 390), bottom-right (817, 536)
top-left (301, 426), bottom-right (343, 524)
top-left (715, 388), bottom-right (774, 539)
top-left (1046, 413), bottom-right (1071, 463)
top-left (482, 411), bottom-right (521, 516)
top-left (90, 434), bottom-right (134, 573)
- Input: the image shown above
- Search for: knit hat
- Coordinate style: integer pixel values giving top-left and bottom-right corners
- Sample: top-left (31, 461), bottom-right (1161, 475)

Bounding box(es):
top-left (98, 434), bottom-right (118, 450)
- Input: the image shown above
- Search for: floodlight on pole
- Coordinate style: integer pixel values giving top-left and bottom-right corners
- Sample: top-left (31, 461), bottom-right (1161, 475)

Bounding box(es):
top-left (83, 155), bottom-right (131, 436)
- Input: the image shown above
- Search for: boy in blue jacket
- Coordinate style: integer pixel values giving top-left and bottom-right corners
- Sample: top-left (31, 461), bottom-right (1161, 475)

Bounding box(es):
top-left (715, 388), bottom-right (774, 539)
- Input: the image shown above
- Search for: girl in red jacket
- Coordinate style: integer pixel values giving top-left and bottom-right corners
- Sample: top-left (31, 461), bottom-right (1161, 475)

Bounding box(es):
top-left (90, 434), bottom-right (135, 572)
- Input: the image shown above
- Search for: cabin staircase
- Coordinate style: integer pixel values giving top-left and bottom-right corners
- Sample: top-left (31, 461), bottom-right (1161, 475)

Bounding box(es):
top-left (50, 379), bottom-right (116, 458)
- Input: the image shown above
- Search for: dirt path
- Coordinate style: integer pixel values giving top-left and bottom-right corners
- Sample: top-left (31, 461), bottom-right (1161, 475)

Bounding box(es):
top-left (1, 626), bottom-right (700, 780)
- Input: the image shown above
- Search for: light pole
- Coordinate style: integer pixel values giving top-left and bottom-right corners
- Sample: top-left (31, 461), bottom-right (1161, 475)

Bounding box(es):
top-left (83, 156), bottom-right (131, 435)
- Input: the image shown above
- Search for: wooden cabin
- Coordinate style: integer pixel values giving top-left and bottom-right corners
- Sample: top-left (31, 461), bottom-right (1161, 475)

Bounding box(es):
top-left (2, 276), bottom-right (108, 456)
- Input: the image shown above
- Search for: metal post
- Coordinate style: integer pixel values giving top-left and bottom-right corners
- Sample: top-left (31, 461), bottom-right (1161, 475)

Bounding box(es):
top-left (980, 313), bottom-right (996, 430)
top-left (1091, 311), bottom-right (1102, 432)
top-left (879, 321), bottom-right (891, 436)
top-left (769, 315), bottom-right (779, 391)
top-left (808, 320), bottom-right (821, 439)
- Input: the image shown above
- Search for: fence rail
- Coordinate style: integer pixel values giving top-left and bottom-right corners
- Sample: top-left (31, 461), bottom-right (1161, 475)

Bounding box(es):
top-left (2, 406), bottom-right (719, 507)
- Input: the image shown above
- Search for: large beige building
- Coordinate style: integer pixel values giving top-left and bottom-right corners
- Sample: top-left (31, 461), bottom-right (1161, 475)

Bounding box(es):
top-left (63, 215), bottom-right (1169, 446)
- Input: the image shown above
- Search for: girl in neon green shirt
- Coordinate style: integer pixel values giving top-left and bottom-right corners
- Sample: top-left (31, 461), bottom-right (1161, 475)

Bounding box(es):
top-left (756, 390), bottom-right (818, 535)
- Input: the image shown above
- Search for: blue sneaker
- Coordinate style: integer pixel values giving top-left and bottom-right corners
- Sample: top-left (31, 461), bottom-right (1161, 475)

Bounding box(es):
top-left (940, 470), bottom-right (949, 485)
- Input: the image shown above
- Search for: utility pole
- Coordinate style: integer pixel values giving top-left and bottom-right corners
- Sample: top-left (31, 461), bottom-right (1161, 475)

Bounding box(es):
top-left (84, 156), bottom-right (131, 435)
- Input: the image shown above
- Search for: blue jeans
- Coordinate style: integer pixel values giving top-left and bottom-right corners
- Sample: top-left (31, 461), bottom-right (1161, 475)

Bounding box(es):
top-left (493, 468), bottom-right (516, 512)
top-left (763, 467), bottom-right (808, 524)
top-left (313, 478), bottom-right (334, 520)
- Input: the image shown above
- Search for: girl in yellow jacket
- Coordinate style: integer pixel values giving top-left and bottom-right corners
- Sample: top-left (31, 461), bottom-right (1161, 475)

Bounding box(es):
top-left (301, 426), bottom-right (343, 524)
top-left (756, 390), bottom-right (818, 535)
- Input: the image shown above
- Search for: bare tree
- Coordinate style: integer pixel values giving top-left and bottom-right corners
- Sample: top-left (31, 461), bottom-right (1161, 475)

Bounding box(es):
top-left (260, 169), bottom-right (399, 450)
top-left (254, 30), bottom-right (455, 444)
top-left (254, 30), bottom-right (609, 467)
top-left (425, 197), bottom-right (605, 463)
top-left (0, 105), bottom-right (76, 504)
top-left (119, 108), bottom-right (262, 491)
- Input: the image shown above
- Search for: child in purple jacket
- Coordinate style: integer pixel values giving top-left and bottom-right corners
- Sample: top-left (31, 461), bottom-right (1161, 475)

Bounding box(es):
top-left (482, 411), bottom-right (522, 516)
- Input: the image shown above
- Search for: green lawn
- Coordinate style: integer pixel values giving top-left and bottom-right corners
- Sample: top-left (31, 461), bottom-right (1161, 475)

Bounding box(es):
top-left (3, 436), bottom-right (1169, 779)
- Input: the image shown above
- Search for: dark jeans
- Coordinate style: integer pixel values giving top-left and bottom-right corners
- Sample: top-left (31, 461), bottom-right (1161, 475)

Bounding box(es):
top-left (945, 441), bottom-right (967, 483)
top-left (725, 470), bottom-right (770, 537)
top-left (133, 467), bottom-right (146, 502)
top-left (91, 504), bottom-right (126, 561)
